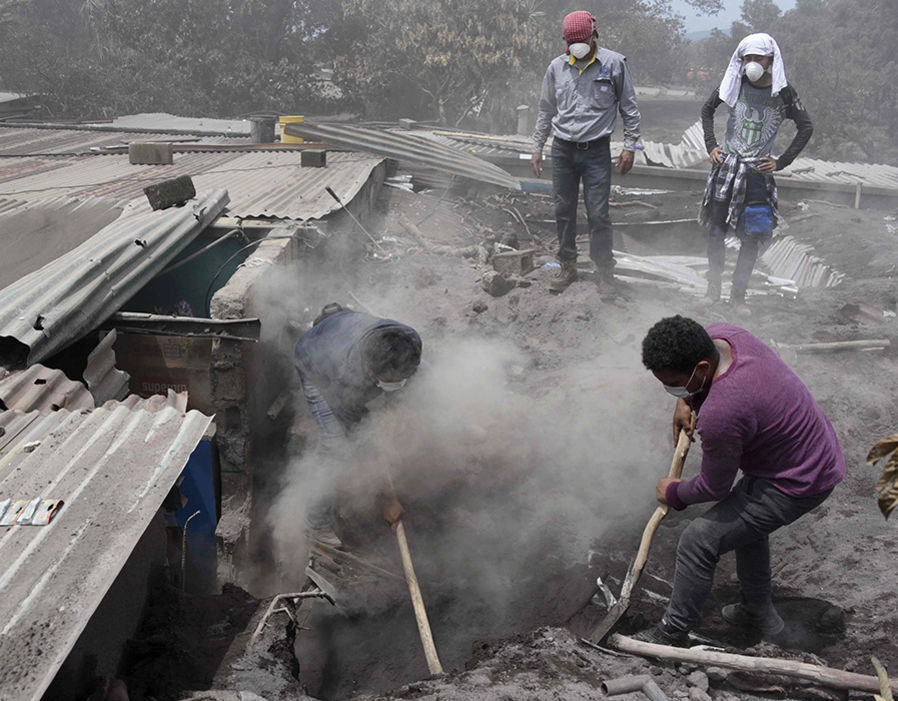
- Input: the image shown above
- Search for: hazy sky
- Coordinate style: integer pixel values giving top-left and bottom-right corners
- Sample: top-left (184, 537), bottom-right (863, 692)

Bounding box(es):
top-left (671, 0), bottom-right (797, 34)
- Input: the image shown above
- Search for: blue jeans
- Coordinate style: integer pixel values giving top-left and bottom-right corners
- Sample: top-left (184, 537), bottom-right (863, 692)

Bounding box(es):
top-left (664, 476), bottom-right (832, 633)
top-left (299, 376), bottom-right (348, 527)
top-left (707, 172), bottom-right (771, 297)
top-left (551, 137), bottom-right (614, 269)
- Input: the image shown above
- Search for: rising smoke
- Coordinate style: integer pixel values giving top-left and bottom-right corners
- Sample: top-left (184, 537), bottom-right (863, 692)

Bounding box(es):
top-left (256, 243), bottom-right (683, 653)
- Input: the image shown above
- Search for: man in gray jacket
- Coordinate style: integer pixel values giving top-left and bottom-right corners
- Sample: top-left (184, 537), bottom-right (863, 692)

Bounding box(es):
top-left (531, 10), bottom-right (641, 298)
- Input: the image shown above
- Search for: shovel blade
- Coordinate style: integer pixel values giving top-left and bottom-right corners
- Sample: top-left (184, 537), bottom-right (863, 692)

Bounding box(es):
top-left (589, 599), bottom-right (627, 644)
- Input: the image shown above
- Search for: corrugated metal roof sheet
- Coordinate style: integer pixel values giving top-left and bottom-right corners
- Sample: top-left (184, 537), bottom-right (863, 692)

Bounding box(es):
top-left (191, 150), bottom-right (382, 219)
top-left (83, 329), bottom-right (130, 404)
top-left (630, 122), bottom-right (898, 190)
top-left (0, 394), bottom-right (213, 701)
top-left (0, 189), bottom-right (229, 365)
top-left (95, 112), bottom-right (254, 135)
top-left (0, 364), bottom-right (94, 413)
top-left (0, 151), bottom-right (382, 219)
top-left (0, 332), bottom-right (128, 413)
top-left (0, 196), bottom-right (124, 289)
top-left (285, 121), bottom-right (522, 190)
top-left (0, 125), bottom-right (251, 156)
top-left (404, 123), bottom-right (898, 193)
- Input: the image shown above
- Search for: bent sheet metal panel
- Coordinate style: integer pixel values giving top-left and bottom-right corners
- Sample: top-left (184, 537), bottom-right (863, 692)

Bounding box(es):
top-left (0, 189), bottom-right (229, 365)
top-left (0, 364), bottom-right (95, 414)
top-left (284, 120), bottom-right (522, 191)
top-left (0, 396), bottom-right (213, 701)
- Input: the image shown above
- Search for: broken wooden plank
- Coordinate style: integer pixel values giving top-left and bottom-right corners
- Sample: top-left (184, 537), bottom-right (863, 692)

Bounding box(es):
top-left (774, 339), bottom-right (890, 354)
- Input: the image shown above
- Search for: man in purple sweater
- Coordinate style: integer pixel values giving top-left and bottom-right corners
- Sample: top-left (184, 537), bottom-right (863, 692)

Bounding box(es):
top-left (639, 315), bottom-right (844, 645)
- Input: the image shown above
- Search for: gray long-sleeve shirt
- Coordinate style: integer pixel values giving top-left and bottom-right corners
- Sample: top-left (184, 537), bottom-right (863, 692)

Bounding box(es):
top-left (532, 47), bottom-right (641, 154)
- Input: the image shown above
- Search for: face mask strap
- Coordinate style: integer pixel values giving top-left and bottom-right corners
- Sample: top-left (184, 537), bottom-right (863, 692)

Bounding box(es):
top-left (663, 362), bottom-right (705, 398)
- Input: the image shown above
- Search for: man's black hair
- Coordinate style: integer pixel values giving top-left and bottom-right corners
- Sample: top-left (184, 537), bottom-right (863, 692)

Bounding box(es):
top-left (642, 315), bottom-right (716, 372)
top-left (363, 328), bottom-right (422, 381)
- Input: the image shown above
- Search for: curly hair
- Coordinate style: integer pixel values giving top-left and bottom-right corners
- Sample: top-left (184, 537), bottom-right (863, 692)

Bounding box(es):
top-left (642, 315), bottom-right (716, 372)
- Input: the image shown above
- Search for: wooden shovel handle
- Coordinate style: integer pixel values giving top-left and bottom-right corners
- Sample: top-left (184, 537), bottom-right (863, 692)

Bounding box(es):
top-left (394, 520), bottom-right (444, 675)
top-left (621, 415), bottom-right (695, 599)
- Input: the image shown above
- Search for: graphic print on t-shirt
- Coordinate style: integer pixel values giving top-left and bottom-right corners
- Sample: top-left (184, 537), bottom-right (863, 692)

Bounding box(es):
top-left (724, 82), bottom-right (785, 159)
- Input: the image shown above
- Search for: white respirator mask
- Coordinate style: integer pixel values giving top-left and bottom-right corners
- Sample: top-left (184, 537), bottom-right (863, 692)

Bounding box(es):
top-left (376, 378), bottom-right (407, 393)
top-left (662, 364), bottom-right (706, 399)
top-left (569, 42), bottom-right (592, 60)
top-left (744, 60), bottom-right (766, 83)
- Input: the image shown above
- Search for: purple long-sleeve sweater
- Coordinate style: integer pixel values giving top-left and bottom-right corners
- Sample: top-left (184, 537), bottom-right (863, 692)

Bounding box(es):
top-left (665, 323), bottom-right (845, 510)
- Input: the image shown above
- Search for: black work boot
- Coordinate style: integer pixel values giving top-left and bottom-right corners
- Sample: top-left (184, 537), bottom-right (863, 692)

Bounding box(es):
top-left (721, 598), bottom-right (784, 637)
top-left (549, 257), bottom-right (578, 293)
top-left (698, 279), bottom-right (721, 306)
top-left (729, 290), bottom-right (751, 316)
top-left (633, 617), bottom-right (690, 647)
top-left (596, 266), bottom-right (616, 300)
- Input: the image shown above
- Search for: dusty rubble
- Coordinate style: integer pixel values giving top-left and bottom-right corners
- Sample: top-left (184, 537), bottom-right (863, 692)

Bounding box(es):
top-left (118, 180), bottom-right (897, 701)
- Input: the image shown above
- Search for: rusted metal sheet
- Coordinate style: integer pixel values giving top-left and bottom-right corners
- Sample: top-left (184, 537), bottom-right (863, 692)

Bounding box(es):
top-left (107, 312), bottom-right (261, 342)
top-left (0, 189), bottom-right (229, 365)
top-left (0, 394), bottom-right (213, 701)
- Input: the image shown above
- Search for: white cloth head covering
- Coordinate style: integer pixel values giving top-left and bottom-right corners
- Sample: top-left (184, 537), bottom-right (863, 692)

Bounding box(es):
top-left (718, 32), bottom-right (788, 108)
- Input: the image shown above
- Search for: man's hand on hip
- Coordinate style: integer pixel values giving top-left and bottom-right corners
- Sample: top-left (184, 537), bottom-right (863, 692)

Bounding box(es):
top-left (757, 157), bottom-right (778, 173)
top-left (530, 152), bottom-right (543, 177)
top-left (616, 149), bottom-right (634, 175)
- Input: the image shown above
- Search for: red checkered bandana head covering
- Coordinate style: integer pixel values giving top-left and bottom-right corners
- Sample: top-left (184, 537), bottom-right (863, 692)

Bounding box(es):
top-left (563, 11), bottom-right (597, 44)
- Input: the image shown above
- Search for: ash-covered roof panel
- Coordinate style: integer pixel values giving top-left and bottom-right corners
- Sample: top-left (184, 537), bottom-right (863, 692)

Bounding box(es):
top-left (0, 396), bottom-right (213, 701)
top-left (0, 189), bottom-right (229, 365)
top-left (0, 150), bottom-right (381, 220)
top-left (0, 196), bottom-right (124, 289)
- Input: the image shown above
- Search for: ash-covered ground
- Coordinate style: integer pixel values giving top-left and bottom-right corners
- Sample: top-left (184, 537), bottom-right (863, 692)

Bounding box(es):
top-left (120, 178), bottom-right (898, 701)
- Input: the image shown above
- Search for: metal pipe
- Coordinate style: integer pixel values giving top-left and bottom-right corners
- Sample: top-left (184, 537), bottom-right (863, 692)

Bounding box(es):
top-left (602, 674), bottom-right (670, 701)
top-left (181, 510), bottom-right (201, 590)
top-left (325, 186), bottom-right (387, 254)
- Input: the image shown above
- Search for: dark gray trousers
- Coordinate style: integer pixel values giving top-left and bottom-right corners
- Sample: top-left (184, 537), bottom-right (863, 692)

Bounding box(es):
top-left (664, 476), bottom-right (832, 633)
top-left (706, 171), bottom-right (771, 298)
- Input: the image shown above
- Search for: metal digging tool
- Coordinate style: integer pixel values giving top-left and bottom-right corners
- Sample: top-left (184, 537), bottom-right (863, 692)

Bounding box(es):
top-left (393, 518), bottom-right (444, 675)
top-left (589, 414), bottom-right (696, 644)
top-left (324, 185), bottom-right (387, 255)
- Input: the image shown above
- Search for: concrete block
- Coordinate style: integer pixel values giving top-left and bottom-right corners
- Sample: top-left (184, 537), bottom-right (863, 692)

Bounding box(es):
top-left (481, 270), bottom-right (514, 297)
top-left (301, 149), bottom-right (327, 168)
top-left (398, 118), bottom-right (417, 129)
top-left (492, 248), bottom-right (536, 277)
top-left (143, 175), bottom-right (195, 210)
top-left (129, 141), bottom-right (173, 165)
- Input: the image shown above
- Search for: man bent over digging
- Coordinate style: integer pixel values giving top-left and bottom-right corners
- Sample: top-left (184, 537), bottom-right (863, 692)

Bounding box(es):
top-left (638, 315), bottom-right (844, 645)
